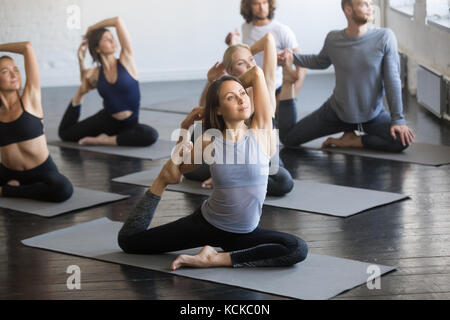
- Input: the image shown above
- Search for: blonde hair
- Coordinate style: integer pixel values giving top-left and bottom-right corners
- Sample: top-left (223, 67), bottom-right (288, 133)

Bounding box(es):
top-left (223, 44), bottom-right (251, 75)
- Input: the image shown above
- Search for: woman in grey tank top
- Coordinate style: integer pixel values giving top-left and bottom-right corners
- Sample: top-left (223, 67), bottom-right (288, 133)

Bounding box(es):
top-left (118, 41), bottom-right (308, 269)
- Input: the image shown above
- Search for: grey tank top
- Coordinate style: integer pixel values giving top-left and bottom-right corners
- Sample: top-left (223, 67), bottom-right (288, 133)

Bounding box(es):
top-left (201, 129), bottom-right (270, 233)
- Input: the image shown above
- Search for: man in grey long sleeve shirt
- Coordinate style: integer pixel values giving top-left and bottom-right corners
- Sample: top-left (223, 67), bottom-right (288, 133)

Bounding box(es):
top-left (277, 0), bottom-right (415, 152)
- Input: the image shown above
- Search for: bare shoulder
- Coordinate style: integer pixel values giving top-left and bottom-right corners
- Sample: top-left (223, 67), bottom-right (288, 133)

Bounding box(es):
top-left (119, 55), bottom-right (138, 80)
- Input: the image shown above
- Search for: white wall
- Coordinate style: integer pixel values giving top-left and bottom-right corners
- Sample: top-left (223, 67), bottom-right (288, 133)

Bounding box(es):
top-left (0, 0), bottom-right (346, 87)
top-left (385, 0), bottom-right (450, 94)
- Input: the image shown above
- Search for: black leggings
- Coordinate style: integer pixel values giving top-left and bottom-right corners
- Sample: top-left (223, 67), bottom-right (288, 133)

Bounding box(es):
top-left (0, 156), bottom-right (73, 203)
top-left (58, 102), bottom-right (159, 147)
top-left (118, 192), bottom-right (308, 267)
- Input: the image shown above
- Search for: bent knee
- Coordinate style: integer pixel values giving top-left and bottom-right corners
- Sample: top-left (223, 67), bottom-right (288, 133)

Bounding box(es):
top-left (48, 177), bottom-right (73, 202)
top-left (268, 172), bottom-right (294, 196)
top-left (392, 141), bottom-right (409, 153)
top-left (284, 237), bottom-right (308, 266)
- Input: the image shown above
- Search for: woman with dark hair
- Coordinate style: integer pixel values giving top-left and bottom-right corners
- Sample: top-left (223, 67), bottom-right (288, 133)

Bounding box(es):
top-left (185, 33), bottom-right (295, 197)
top-left (0, 42), bottom-right (73, 202)
top-left (58, 17), bottom-right (158, 147)
top-left (117, 55), bottom-right (308, 270)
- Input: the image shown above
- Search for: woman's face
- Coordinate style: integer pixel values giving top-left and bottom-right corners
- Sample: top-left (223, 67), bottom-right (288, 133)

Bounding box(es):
top-left (217, 80), bottom-right (252, 123)
top-left (96, 31), bottom-right (118, 56)
top-left (0, 58), bottom-right (21, 92)
top-left (230, 48), bottom-right (256, 77)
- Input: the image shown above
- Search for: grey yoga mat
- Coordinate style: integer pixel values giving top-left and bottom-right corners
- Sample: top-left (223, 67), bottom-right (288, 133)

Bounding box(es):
top-left (0, 187), bottom-right (129, 217)
top-left (142, 98), bottom-right (199, 115)
top-left (47, 139), bottom-right (175, 161)
top-left (22, 218), bottom-right (396, 300)
top-left (294, 137), bottom-right (450, 167)
top-left (112, 168), bottom-right (409, 217)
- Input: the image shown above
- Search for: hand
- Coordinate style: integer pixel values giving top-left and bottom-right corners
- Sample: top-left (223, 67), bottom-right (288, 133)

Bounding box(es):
top-left (278, 49), bottom-right (294, 67)
top-left (159, 142), bottom-right (192, 185)
top-left (207, 62), bottom-right (226, 83)
top-left (181, 106), bottom-right (205, 130)
top-left (78, 41), bottom-right (88, 62)
top-left (391, 124), bottom-right (415, 147)
top-left (225, 29), bottom-right (241, 46)
top-left (201, 177), bottom-right (213, 189)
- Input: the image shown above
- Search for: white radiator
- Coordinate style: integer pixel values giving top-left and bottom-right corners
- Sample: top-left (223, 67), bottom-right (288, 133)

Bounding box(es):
top-left (417, 65), bottom-right (447, 118)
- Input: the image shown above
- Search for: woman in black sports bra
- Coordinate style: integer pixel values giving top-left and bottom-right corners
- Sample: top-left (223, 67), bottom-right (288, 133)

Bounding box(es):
top-left (0, 42), bottom-right (73, 202)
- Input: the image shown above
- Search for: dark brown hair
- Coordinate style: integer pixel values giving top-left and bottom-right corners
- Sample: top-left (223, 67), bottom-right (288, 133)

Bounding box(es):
top-left (341, 0), bottom-right (353, 11)
top-left (204, 75), bottom-right (245, 132)
top-left (87, 28), bottom-right (109, 64)
top-left (240, 0), bottom-right (277, 24)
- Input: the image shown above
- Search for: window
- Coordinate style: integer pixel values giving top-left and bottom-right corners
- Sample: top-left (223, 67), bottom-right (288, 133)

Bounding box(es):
top-left (427, 0), bottom-right (450, 29)
top-left (390, 0), bottom-right (416, 17)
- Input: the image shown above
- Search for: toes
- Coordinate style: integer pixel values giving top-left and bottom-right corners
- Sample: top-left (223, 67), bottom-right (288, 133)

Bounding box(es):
top-left (322, 138), bottom-right (334, 148)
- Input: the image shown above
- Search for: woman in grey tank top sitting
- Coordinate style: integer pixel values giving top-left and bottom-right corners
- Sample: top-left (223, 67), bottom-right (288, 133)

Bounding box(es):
top-left (118, 36), bottom-right (308, 269)
top-left (184, 33), bottom-right (294, 197)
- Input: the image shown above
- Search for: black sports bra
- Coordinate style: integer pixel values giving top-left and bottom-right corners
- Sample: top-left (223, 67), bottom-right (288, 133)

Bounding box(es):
top-left (0, 98), bottom-right (44, 147)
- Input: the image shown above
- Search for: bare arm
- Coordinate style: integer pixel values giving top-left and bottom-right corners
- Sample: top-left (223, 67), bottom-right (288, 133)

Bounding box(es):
top-left (292, 47), bottom-right (307, 91)
top-left (240, 66), bottom-right (275, 156)
top-left (85, 17), bottom-right (136, 77)
top-left (199, 62), bottom-right (225, 106)
top-left (0, 41), bottom-right (41, 112)
top-left (249, 33), bottom-right (277, 116)
top-left (240, 67), bottom-right (272, 131)
top-left (176, 107), bottom-right (209, 174)
top-left (85, 17), bottom-right (133, 55)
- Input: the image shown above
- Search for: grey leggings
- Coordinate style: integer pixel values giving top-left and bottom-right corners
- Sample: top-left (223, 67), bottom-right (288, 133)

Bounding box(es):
top-left (278, 99), bottom-right (408, 152)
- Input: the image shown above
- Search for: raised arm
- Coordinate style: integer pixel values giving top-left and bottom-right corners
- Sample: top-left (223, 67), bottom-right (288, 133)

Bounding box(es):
top-left (292, 36), bottom-right (331, 70)
top-left (85, 17), bottom-right (134, 58)
top-left (0, 41), bottom-right (41, 111)
top-left (199, 62), bottom-right (226, 107)
top-left (240, 66), bottom-right (275, 157)
top-left (250, 33), bottom-right (277, 112)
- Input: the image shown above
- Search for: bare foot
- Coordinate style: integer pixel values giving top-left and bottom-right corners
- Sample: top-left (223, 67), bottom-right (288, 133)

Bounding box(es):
top-left (282, 65), bottom-right (298, 84)
top-left (322, 132), bottom-right (363, 148)
top-left (0, 180), bottom-right (20, 197)
top-left (78, 133), bottom-right (117, 146)
top-left (201, 177), bottom-right (213, 189)
top-left (7, 180), bottom-right (20, 187)
top-left (170, 246), bottom-right (231, 271)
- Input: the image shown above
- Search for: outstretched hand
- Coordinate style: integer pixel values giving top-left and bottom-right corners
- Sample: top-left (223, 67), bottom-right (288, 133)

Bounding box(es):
top-left (278, 48), bottom-right (294, 67)
top-left (181, 106), bottom-right (205, 130)
top-left (391, 124), bottom-right (415, 147)
top-left (159, 141), bottom-right (193, 185)
top-left (207, 62), bottom-right (226, 83)
top-left (225, 29), bottom-right (241, 46)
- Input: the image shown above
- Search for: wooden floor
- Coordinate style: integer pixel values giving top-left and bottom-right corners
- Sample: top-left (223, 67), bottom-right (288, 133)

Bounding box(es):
top-left (1, 75), bottom-right (450, 300)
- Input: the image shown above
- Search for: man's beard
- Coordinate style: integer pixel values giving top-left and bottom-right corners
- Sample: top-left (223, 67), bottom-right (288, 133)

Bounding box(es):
top-left (254, 13), bottom-right (269, 20)
top-left (351, 10), bottom-right (372, 25)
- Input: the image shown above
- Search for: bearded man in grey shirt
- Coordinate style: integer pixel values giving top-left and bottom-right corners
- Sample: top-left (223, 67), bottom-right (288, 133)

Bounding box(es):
top-left (278, 0), bottom-right (415, 152)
